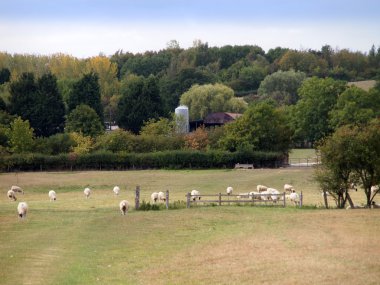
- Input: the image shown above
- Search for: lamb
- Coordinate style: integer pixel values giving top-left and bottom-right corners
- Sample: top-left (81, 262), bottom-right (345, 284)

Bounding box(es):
top-left (256, 185), bottom-right (268, 192)
top-left (191, 190), bottom-right (201, 201)
top-left (158, 191), bottom-right (166, 202)
top-left (113, 186), bottom-right (120, 195)
top-left (151, 192), bottom-right (159, 203)
top-left (371, 201), bottom-right (380, 209)
top-left (289, 190), bottom-right (300, 206)
top-left (226, 186), bottom-right (233, 196)
top-left (284, 184), bottom-right (294, 193)
top-left (11, 185), bottom-right (24, 195)
top-left (84, 187), bottom-right (91, 199)
top-left (7, 189), bottom-right (17, 201)
top-left (48, 190), bottom-right (57, 201)
top-left (17, 202), bottom-right (28, 218)
top-left (119, 200), bottom-right (129, 215)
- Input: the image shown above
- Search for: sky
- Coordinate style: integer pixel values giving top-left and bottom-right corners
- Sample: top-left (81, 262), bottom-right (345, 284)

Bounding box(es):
top-left (1, 0), bottom-right (380, 58)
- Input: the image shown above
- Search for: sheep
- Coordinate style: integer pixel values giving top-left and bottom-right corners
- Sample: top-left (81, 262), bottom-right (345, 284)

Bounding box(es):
top-left (17, 202), bottom-right (28, 218)
top-left (11, 185), bottom-right (24, 195)
top-left (237, 192), bottom-right (250, 199)
top-left (191, 190), bottom-right (201, 201)
top-left (267, 188), bottom-right (281, 202)
top-left (119, 200), bottom-right (129, 215)
top-left (7, 189), bottom-right (17, 201)
top-left (113, 186), bottom-right (120, 196)
top-left (84, 187), bottom-right (91, 199)
top-left (289, 190), bottom-right (300, 206)
top-left (260, 190), bottom-right (271, 201)
top-left (151, 192), bottom-right (159, 203)
top-left (284, 184), bottom-right (295, 193)
top-left (226, 186), bottom-right (233, 196)
top-left (371, 201), bottom-right (380, 209)
top-left (158, 191), bottom-right (166, 202)
top-left (256, 185), bottom-right (268, 192)
top-left (249, 191), bottom-right (260, 200)
top-left (48, 190), bottom-right (57, 201)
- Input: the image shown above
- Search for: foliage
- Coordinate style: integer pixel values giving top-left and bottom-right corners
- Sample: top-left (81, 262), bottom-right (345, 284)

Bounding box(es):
top-left (69, 132), bottom-right (94, 155)
top-left (140, 117), bottom-right (176, 136)
top-left (7, 117), bottom-right (35, 153)
top-left (138, 200), bottom-right (161, 211)
top-left (180, 83), bottom-right (247, 120)
top-left (33, 133), bottom-right (75, 155)
top-left (258, 70), bottom-right (306, 105)
top-left (65, 104), bottom-right (104, 137)
top-left (219, 101), bottom-right (292, 153)
top-left (292, 77), bottom-right (347, 144)
top-left (68, 72), bottom-right (104, 122)
top-left (0, 68), bottom-right (11, 84)
top-left (184, 126), bottom-right (209, 151)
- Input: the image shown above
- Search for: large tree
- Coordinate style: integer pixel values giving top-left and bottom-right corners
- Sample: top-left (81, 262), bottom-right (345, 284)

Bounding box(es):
top-left (258, 70), bottom-right (306, 105)
top-left (7, 117), bottom-right (35, 153)
top-left (65, 104), bottom-right (104, 137)
top-left (68, 72), bottom-right (104, 123)
top-left (292, 77), bottom-right (347, 144)
top-left (117, 75), bottom-right (163, 134)
top-left (219, 101), bottom-right (292, 153)
top-left (179, 83), bottom-right (247, 121)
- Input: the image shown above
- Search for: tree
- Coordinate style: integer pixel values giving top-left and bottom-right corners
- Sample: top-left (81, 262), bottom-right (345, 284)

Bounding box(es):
top-left (219, 101), bottom-right (292, 153)
top-left (329, 86), bottom-right (380, 129)
top-left (317, 119), bottom-right (380, 207)
top-left (68, 72), bottom-right (104, 123)
top-left (258, 70), bottom-right (306, 105)
top-left (184, 126), bottom-right (209, 151)
top-left (140, 117), bottom-right (176, 136)
top-left (0, 68), bottom-right (11, 84)
top-left (65, 104), bottom-right (104, 137)
top-left (7, 117), bottom-right (34, 153)
top-left (292, 77), bottom-right (347, 144)
top-left (179, 83), bottom-right (247, 121)
top-left (35, 73), bottom-right (66, 137)
top-left (117, 75), bottom-right (163, 134)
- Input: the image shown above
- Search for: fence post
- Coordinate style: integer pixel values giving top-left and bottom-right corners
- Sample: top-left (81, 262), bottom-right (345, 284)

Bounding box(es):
top-left (219, 193), bottom-right (222, 206)
top-left (186, 192), bottom-right (190, 208)
top-left (166, 190), bottom-right (169, 210)
top-left (300, 191), bottom-right (303, 208)
top-left (283, 192), bottom-right (286, 208)
top-left (135, 186), bottom-right (140, 210)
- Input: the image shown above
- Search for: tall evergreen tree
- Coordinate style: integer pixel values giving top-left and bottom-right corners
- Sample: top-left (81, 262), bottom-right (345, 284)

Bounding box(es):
top-left (68, 72), bottom-right (104, 123)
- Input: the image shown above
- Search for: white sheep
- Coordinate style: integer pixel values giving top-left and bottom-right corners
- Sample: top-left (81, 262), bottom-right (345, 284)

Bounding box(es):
top-left (191, 190), bottom-right (201, 201)
top-left (7, 189), bottom-right (17, 201)
top-left (237, 192), bottom-right (250, 199)
top-left (289, 190), bottom-right (300, 206)
top-left (48, 190), bottom-right (57, 201)
top-left (257, 185), bottom-right (268, 192)
top-left (84, 187), bottom-right (91, 199)
top-left (11, 185), bottom-right (24, 195)
top-left (119, 200), bottom-right (129, 215)
top-left (113, 186), bottom-right (120, 195)
top-left (158, 191), bottom-right (166, 202)
top-left (17, 202), bottom-right (28, 218)
top-left (284, 184), bottom-right (294, 193)
top-left (226, 186), bottom-right (233, 196)
top-left (267, 188), bottom-right (281, 202)
top-left (260, 190), bottom-right (271, 201)
top-left (249, 191), bottom-right (260, 200)
top-left (151, 192), bottom-right (159, 203)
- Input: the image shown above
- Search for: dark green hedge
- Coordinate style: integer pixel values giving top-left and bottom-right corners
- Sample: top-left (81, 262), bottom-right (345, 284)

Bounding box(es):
top-left (0, 150), bottom-right (285, 171)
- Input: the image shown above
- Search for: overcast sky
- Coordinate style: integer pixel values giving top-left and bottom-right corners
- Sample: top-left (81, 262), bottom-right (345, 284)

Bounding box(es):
top-left (1, 0), bottom-right (379, 58)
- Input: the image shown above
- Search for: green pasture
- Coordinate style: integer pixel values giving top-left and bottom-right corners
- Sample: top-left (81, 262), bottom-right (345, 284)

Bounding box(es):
top-left (1, 169), bottom-right (379, 285)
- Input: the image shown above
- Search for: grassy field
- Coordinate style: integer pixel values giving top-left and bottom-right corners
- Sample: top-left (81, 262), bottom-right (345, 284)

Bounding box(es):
top-left (1, 169), bottom-right (379, 285)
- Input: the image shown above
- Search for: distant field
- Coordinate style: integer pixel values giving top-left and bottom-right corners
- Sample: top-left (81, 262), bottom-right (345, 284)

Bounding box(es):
top-left (289, 148), bottom-right (317, 160)
top-left (1, 169), bottom-right (378, 284)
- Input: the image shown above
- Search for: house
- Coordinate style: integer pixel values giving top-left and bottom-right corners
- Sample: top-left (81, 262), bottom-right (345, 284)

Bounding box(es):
top-left (189, 112), bottom-right (242, 131)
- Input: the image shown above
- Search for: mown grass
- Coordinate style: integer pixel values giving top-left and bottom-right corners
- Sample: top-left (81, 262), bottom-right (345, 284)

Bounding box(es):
top-left (1, 169), bottom-right (379, 284)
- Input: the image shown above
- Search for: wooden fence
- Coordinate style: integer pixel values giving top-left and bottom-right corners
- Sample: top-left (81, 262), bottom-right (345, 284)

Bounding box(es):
top-left (186, 192), bottom-right (303, 208)
top-left (134, 186), bottom-right (169, 210)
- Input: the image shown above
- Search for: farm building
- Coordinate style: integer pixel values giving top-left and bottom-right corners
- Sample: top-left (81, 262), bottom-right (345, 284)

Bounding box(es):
top-left (190, 112), bottom-right (242, 131)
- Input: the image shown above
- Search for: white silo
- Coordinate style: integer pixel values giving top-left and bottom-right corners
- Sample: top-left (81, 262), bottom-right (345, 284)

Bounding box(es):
top-left (175, 105), bottom-right (189, 134)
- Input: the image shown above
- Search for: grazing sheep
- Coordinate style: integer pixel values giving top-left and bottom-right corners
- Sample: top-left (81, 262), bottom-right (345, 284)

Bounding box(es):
top-left (226, 186), bottom-right (233, 196)
top-left (7, 190), bottom-right (17, 201)
top-left (284, 184), bottom-right (294, 193)
top-left (371, 201), bottom-right (380, 209)
top-left (267, 188), bottom-right (281, 202)
top-left (158, 191), bottom-right (166, 202)
top-left (260, 190), bottom-right (271, 201)
top-left (119, 200), bottom-right (129, 215)
top-left (48, 190), bottom-right (57, 201)
top-left (191, 190), bottom-right (201, 201)
top-left (17, 202), bottom-right (28, 218)
top-left (11, 185), bottom-right (24, 195)
top-left (113, 186), bottom-right (120, 196)
top-left (151, 192), bottom-right (159, 203)
top-left (84, 187), bottom-right (91, 199)
top-left (289, 190), bottom-right (300, 206)
top-left (256, 185), bottom-right (268, 192)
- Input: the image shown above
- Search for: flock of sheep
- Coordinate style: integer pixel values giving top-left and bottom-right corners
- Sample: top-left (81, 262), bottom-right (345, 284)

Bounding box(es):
top-left (7, 185), bottom-right (130, 219)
